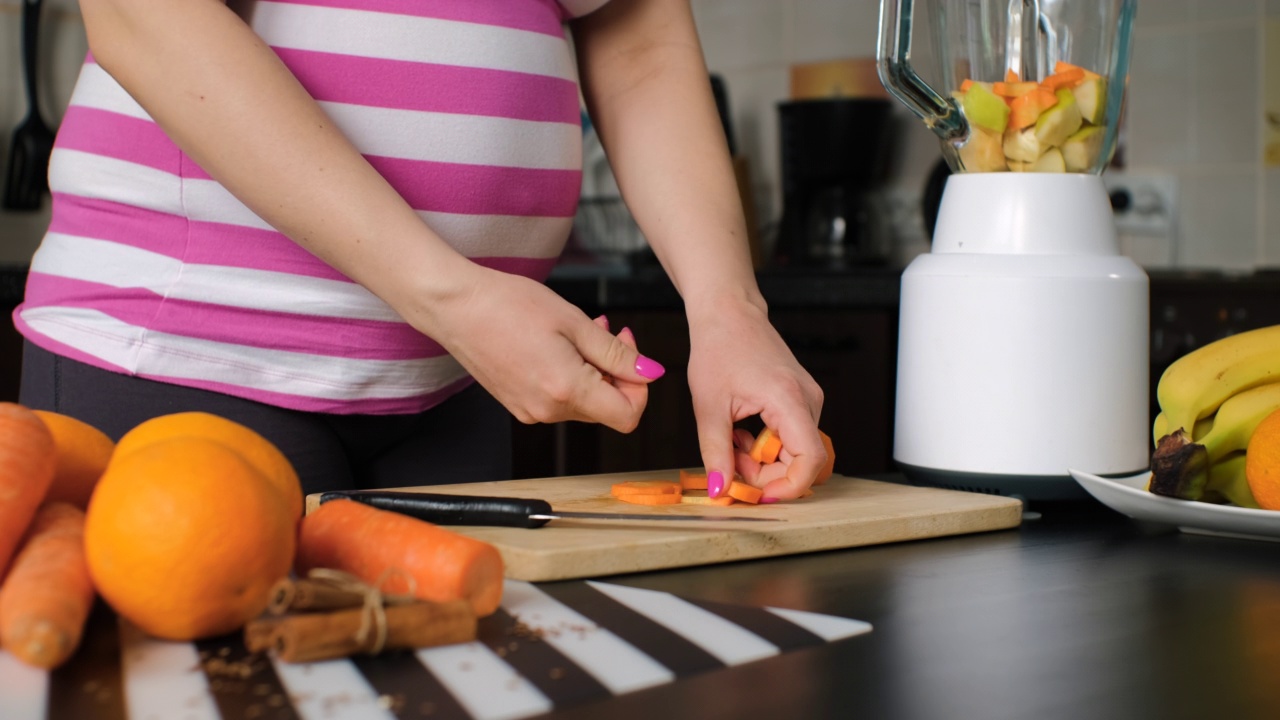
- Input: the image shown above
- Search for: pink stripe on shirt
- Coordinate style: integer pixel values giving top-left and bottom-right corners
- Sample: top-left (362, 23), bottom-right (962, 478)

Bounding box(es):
top-left (24, 273), bottom-right (446, 360)
top-left (56, 106), bottom-right (179, 174)
top-left (368, 156), bottom-right (581, 218)
top-left (276, 48), bottom-right (580, 124)
top-left (264, 0), bottom-right (567, 37)
top-left (49, 194), bottom-right (351, 281)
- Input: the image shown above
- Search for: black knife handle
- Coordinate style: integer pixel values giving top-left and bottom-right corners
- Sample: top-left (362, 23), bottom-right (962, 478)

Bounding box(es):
top-left (319, 491), bottom-right (554, 528)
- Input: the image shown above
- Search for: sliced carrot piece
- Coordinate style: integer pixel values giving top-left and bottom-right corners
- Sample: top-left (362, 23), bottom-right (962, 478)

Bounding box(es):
top-left (1054, 60), bottom-right (1101, 80)
top-left (748, 428), bottom-right (783, 464)
top-left (679, 470), bottom-right (708, 491)
top-left (814, 430), bottom-right (836, 486)
top-left (611, 481), bottom-right (681, 497)
top-left (726, 481), bottom-right (763, 504)
top-left (1004, 68), bottom-right (1020, 83)
top-left (1041, 67), bottom-right (1085, 91)
top-left (680, 495), bottom-right (736, 506)
top-left (616, 493), bottom-right (683, 506)
top-left (959, 78), bottom-right (974, 93)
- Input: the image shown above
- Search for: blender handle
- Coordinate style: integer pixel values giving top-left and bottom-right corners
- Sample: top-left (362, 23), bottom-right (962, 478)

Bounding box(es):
top-left (876, 0), bottom-right (967, 142)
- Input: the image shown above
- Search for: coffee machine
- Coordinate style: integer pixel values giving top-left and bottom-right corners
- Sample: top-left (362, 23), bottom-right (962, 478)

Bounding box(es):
top-left (773, 98), bottom-right (896, 269)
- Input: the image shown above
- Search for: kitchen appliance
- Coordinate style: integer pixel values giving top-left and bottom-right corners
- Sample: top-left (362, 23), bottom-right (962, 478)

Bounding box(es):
top-left (877, 0), bottom-right (1148, 501)
top-left (306, 471), bottom-right (1022, 582)
top-left (773, 98), bottom-right (896, 269)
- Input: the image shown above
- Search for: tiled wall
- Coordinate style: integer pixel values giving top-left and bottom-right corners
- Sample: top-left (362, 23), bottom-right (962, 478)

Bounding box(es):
top-left (0, 1), bottom-right (1274, 270)
top-left (691, 0), bottom-right (1280, 271)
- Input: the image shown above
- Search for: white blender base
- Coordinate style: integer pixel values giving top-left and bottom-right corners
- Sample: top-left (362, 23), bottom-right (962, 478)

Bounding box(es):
top-left (894, 174), bottom-right (1150, 502)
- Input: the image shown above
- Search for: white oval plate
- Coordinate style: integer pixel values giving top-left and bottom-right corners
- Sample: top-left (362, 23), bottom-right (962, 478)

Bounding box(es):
top-left (1068, 469), bottom-right (1280, 542)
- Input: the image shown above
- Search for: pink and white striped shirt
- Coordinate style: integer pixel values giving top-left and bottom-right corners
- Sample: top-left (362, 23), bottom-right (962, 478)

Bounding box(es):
top-left (16, 0), bottom-right (609, 414)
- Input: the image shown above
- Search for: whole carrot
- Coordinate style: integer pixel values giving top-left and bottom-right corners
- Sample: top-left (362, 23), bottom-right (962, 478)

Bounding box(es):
top-left (296, 499), bottom-right (505, 617)
top-left (0, 403), bottom-right (57, 578)
top-left (0, 503), bottom-right (96, 669)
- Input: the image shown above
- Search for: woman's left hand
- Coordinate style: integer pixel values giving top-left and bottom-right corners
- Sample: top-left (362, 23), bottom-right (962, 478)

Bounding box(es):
top-left (686, 297), bottom-right (826, 502)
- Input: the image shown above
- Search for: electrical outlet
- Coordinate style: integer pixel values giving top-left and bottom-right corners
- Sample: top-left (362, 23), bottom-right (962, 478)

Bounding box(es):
top-left (1103, 172), bottom-right (1178, 267)
top-left (1103, 172), bottom-right (1178, 237)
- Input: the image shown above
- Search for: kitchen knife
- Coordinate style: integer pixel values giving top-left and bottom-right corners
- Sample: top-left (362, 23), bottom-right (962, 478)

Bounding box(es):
top-left (318, 490), bottom-right (783, 529)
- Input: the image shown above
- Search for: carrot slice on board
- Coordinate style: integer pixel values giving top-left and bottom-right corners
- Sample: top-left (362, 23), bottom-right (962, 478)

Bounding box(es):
top-left (616, 493), bottom-right (683, 506)
top-left (814, 430), bottom-right (836, 486)
top-left (748, 428), bottom-right (783, 464)
top-left (1004, 68), bottom-right (1020, 83)
top-left (680, 495), bottom-right (736, 506)
top-left (679, 470), bottom-right (708, 491)
top-left (610, 481), bottom-right (682, 497)
top-left (726, 481), bottom-right (764, 504)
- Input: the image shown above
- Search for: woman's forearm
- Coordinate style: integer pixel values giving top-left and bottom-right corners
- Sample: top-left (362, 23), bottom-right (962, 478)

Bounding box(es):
top-left (79, 0), bottom-right (477, 328)
top-left (572, 0), bottom-right (765, 318)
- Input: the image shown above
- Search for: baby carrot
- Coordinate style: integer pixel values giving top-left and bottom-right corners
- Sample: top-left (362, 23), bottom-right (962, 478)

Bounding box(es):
top-left (616, 493), bottom-right (683, 506)
top-left (0, 503), bottom-right (95, 669)
top-left (0, 403), bottom-right (57, 579)
top-left (726, 481), bottom-right (764, 504)
top-left (296, 499), bottom-right (505, 617)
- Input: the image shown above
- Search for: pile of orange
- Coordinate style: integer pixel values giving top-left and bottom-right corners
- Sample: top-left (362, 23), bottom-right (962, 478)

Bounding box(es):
top-left (85, 412), bottom-right (301, 640)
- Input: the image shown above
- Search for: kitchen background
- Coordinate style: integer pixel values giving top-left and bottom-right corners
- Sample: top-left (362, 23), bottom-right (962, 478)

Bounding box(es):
top-left (0, 0), bottom-right (1277, 478)
top-left (0, 0), bottom-right (1277, 268)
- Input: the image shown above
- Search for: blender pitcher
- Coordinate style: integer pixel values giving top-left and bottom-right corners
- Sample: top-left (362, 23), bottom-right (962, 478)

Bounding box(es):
top-left (877, 0), bottom-right (1149, 501)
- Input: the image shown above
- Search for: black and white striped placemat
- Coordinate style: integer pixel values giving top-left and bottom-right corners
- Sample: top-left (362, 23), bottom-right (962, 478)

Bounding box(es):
top-left (0, 580), bottom-right (871, 720)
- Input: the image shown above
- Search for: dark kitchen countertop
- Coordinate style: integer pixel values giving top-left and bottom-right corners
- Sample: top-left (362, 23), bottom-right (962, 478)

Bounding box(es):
top-left (27, 482), bottom-right (1280, 720)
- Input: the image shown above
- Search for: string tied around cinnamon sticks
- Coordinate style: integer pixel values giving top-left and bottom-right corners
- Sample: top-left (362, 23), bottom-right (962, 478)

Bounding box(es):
top-left (247, 569), bottom-right (477, 663)
top-left (270, 568), bottom-right (416, 655)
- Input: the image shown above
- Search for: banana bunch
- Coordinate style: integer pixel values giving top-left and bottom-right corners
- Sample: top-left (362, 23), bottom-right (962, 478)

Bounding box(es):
top-left (1149, 324), bottom-right (1280, 505)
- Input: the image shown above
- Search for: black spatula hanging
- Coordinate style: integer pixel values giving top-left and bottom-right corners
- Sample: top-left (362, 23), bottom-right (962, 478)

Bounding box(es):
top-left (3, 0), bottom-right (55, 211)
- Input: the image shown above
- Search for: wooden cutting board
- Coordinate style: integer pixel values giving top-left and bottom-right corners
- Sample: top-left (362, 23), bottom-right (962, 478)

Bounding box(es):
top-left (304, 471), bottom-right (1023, 582)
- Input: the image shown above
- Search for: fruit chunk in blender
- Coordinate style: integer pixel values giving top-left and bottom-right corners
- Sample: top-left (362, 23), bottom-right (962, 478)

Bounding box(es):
top-left (954, 61), bottom-right (1108, 173)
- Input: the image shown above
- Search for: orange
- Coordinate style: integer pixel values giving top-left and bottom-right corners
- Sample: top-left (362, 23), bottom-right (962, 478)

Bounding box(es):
top-left (111, 412), bottom-right (302, 521)
top-left (33, 411), bottom-right (116, 510)
top-left (84, 436), bottom-right (295, 640)
top-left (1245, 408), bottom-right (1280, 511)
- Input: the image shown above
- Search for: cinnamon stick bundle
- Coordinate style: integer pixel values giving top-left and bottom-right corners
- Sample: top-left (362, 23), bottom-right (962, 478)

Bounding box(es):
top-left (268, 573), bottom-right (417, 615)
top-left (248, 600), bottom-right (477, 663)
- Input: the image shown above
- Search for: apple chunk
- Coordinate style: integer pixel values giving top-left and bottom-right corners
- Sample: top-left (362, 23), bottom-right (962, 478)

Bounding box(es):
top-left (962, 82), bottom-right (1011, 134)
top-left (957, 127), bottom-right (1008, 172)
top-left (1033, 88), bottom-right (1083, 149)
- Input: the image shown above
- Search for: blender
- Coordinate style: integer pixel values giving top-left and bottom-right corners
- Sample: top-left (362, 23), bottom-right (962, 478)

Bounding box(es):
top-left (877, 0), bottom-right (1148, 501)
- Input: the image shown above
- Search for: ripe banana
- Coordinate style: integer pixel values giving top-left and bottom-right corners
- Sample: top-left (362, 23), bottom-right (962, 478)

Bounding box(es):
top-left (1202, 452), bottom-right (1260, 509)
top-left (1152, 412), bottom-right (1212, 448)
top-left (1155, 324), bottom-right (1280, 440)
top-left (1150, 381), bottom-right (1280, 500)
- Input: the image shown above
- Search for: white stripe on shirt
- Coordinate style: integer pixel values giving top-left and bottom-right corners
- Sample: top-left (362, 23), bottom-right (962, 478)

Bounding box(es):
top-left (30, 233), bottom-right (404, 322)
top-left (21, 307), bottom-right (470, 400)
top-left (251, 1), bottom-right (577, 80)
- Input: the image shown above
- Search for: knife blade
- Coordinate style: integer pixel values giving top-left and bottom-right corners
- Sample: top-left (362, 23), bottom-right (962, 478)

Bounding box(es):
top-left (318, 490), bottom-right (783, 529)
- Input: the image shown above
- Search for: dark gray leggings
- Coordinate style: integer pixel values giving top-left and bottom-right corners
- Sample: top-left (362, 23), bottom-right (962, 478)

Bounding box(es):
top-left (19, 341), bottom-right (512, 496)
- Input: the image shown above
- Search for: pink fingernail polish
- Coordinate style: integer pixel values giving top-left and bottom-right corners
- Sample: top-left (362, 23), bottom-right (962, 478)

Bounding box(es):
top-left (635, 355), bottom-right (665, 380)
top-left (707, 471), bottom-right (724, 498)
top-left (619, 327), bottom-right (635, 342)
top-left (760, 497), bottom-right (780, 504)
top-left (599, 315), bottom-right (610, 330)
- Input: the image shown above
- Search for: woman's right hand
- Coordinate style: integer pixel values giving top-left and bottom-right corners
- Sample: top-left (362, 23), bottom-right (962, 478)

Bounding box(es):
top-left (418, 265), bottom-right (662, 432)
